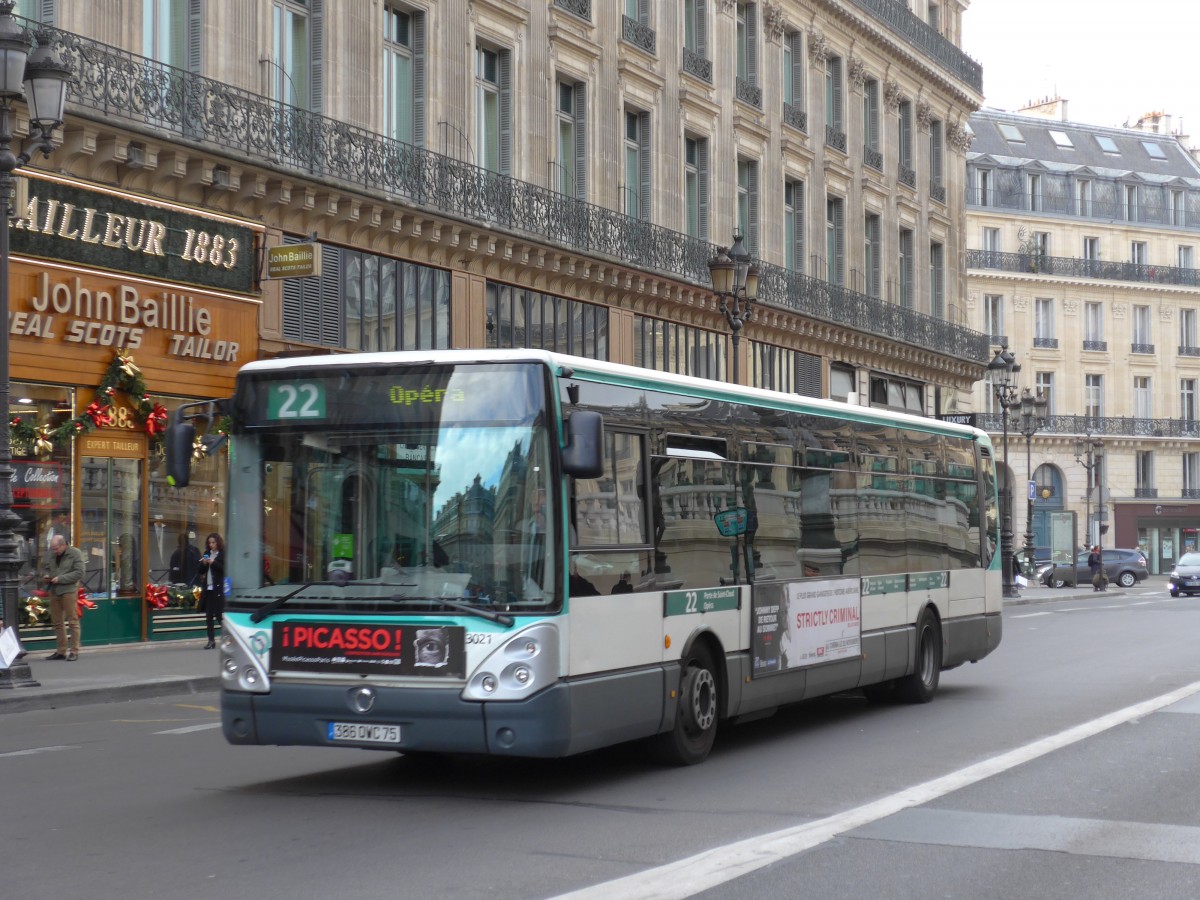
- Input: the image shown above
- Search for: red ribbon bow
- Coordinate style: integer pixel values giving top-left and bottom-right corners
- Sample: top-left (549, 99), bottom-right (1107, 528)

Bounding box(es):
top-left (76, 586), bottom-right (97, 617)
top-left (145, 403), bottom-right (169, 436)
top-left (85, 401), bottom-right (113, 427)
top-left (146, 584), bottom-right (170, 609)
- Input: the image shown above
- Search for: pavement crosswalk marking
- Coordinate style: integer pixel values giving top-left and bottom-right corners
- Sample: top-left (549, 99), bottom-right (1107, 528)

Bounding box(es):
top-left (154, 722), bottom-right (222, 735)
top-left (0, 745), bottom-right (77, 758)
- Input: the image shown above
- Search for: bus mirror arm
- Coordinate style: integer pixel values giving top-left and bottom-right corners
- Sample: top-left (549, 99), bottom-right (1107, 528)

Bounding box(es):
top-left (561, 410), bottom-right (603, 479)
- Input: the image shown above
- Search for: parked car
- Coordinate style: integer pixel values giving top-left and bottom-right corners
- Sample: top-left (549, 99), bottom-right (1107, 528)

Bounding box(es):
top-left (1022, 545), bottom-right (1052, 576)
top-left (1168, 552), bottom-right (1200, 596)
top-left (1041, 548), bottom-right (1149, 589)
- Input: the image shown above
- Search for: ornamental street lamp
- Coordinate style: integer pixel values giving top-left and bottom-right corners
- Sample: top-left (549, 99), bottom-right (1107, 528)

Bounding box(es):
top-left (1075, 432), bottom-right (1104, 584)
top-left (987, 343), bottom-right (1021, 599)
top-left (1018, 388), bottom-right (1048, 577)
top-left (0, 6), bottom-right (72, 690)
top-left (707, 230), bottom-right (759, 385)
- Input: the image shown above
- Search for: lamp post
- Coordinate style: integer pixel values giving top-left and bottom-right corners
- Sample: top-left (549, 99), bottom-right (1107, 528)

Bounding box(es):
top-left (707, 230), bottom-right (759, 385)
top-left (987, 343), bottom-right (1021, 599)
top-left (0, 6), bottom-right (72, 690)
top-left (1075, 432), bottom-right (1104, 580)
top-left (1018, 387), bottom-right (1048, 577)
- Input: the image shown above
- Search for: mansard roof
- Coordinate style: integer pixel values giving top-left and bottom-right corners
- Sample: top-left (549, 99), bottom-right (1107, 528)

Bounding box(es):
top-left (968, 108), bottom-right (1200, 182)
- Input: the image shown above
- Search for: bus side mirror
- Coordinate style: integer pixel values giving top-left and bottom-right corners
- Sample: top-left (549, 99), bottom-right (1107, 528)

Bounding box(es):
top-left (165, 410), bottom-right (195, 487)
top-left (561, 410), bottom-right (603, 479)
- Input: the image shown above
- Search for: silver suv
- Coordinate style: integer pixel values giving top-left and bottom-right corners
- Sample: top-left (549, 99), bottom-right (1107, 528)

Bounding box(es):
top-left (1042, 548), bottom-right (1149, 589)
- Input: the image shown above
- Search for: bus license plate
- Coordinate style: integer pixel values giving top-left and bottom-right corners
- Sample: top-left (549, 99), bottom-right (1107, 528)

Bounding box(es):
top-left (328, 722), bottom-right (401, 744)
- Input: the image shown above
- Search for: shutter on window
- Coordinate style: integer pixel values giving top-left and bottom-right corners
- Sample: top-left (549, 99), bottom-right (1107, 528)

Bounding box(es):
top-left (573, 82), bottom-right (586, 199)
top-left (696, 0), bottom-right (707, 56)
top-left (187, 0), bottom-right (203, 73)
top-left (867, 85), bottom-right (878, 149)
top-left (931, 122), bottom-right (942, 180)
top-left (832, 60), bottom-right (843, 130)
top-left (746, 4), bottom-right (757, 85)
top-left (834, 200), bottom-right (844, 285)
top-left (499, 50), bottom-right (512, 175)
top-left (413, 13), bottom-right (426, 147)
top-left (637, 0), bottom-right (648, 25)
top-left (794, 180), bottom-right (805, 272)
top-left (748, 162), bottom-right (759, 256)
top-left (870, 219), bottom-right (880, 296)
top-left (282, 234), bottom-right (303, 340)
top-left (697, 138), bottom-right (709, 242)
top-left (638, 111), bottom-right (650, 222)
top-left (310, 0), bottom-right (324, 114)
top-left (901, 106), bottom-right (912, 167)
top-left (795, 351), bottom-right (821, 398)
top-left (38, 0), bottom-right (55, 25)
top-left (319, 244), bottom-right (341, 346)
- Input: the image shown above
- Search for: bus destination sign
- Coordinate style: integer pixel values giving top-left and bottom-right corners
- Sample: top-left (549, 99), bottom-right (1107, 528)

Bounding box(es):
top-left (663, 587), bottom-right (739, 617)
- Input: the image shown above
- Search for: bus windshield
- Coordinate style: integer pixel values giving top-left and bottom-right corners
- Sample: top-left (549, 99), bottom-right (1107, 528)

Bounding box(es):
top-left (227, 362), bottom-right (561, 614)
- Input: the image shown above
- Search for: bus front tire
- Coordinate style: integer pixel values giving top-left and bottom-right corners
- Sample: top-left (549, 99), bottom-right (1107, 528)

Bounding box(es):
top-left (895, 609), bottom-right (941, 704)
top-left (651, 645), bottom-right (720, 765)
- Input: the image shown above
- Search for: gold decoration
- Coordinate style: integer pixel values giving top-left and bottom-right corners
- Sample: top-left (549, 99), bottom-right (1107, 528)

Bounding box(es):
top-left (117, 349), bottom-right (141, 377)
top-left (192, 436), bottom-right (206, 461)
top-left (33, 425), bottom-right (54, 459)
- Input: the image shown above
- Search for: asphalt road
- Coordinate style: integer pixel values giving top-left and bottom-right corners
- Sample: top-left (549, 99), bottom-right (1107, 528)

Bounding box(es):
top-left (5, 580), bottom-right (1199, 899)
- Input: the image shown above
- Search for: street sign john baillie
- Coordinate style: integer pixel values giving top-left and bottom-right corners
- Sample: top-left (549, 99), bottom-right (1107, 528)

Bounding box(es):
top-left (10, 177), bottom-right (256, 294)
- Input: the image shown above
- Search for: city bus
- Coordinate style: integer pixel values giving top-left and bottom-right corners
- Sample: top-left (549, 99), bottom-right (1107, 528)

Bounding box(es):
top-left (187, 349), bottom-right (1002, 765)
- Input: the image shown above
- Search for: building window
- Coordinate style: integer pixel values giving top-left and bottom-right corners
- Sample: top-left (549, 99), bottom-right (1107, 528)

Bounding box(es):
top-left (1085, 373), bottom-right (1104, 419)
top-left (342, 249), bottom-right (451, 352)
top-left (476, 45), bottom-right (512, 175)
top-left (1124, 184), bottom-right (1138, 221)
top-left (864, 213), bottom-right (881, 298)
top-left (929, 241), bottom-right (944, 318)
top-left (1083, 236), bottom-right (1100, 260)
top-left (750, 343), bottom-right (821, 396)
top-left (1031, 231), bottom-right (1049, 258)
top-left (899, 227), bottom-right (914, 308)
top-left (1035, 297), bottom-right (1055, 345)
top-left (384, 6), bottom-right (424, 146)
top-left (929, 119), bottom-right (944, 195)
top-left (1036, 372), bottom-right (1054, 415)
top-left (983, 294), bottom-right (1004, 343)
top-left (737, 158), bottom-right (759, 255)
top-left (1028, 173), bottom-right (1041, 211)
top-left (784, 179), bottom-right (804, 273)
top-left (1077, 179), bottom-right (1092, 216)
top-left (1133, 304), bottom-right (1153, 352)
top-left (1180, 246), bottom-right (1195, 270)
top-left (1085, 301), bottom-right (1104, 347)
top-left (863, 78), bottom-right (880, 164)
top-left (982, 227), bottom-right (1000, 259)
top-left (1136, 451), bottom-right (1154, 496)
top-left (869, 375), bottom-right (924, 414)
top-left (898, 100), bottom-right (913, 175)
top-left (830, 365), bottom-right (856, 402)
top-left (825, 55), bottom-right (843, 134)
top-left (1181, 379), bottom-right (1196, 422)
top-left (826, 196), bottom-right (844, 286)
top-left (143, 0), bottom-right (188, 68)
top-left (928, 1), bottom-right (941, 32)
top-left (782, 30), bottom-right (804, 129)
top-left (1131, 241), bottom-right (1148, 266)
top-left (1184, 453), bottom-right (1200, 494)
top-left (634, 316), bottom-right (723, 380)
top-left (1134, 376), bottom-right (1152, 419)
top-left (683, 0), bottom-right (709, 79)
top-left (736, 3), bottom-right (759, 100)
top-left (487, 283), bottom-right (608, 360)
top-left (272, 0), bottom-right (313, 109)
top-left (1181, 308), bottom-right (1198, 353)
top-left (976, 168), bottom-right (992, 206)
top-left (555, 80), bottom-right (587, 199)
top-left (1172, 189), bottom-right (1186, 226)
top-left (623, 108), bottom-right (650, 221)
top-left (684, 135), bottom-right (709, 240)
top-left (1049, 129), bottom-right (1073, 149)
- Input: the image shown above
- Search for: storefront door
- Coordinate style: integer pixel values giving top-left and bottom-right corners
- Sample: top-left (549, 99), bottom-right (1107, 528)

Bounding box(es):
top-left (79, 456), bottom-right (143, 644)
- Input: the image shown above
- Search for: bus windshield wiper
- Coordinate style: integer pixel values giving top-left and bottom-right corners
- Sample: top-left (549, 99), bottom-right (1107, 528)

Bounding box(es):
top-left (390, 594), bottom-right (514, 626)
top-left (250, 581), bottom-right (342, 623)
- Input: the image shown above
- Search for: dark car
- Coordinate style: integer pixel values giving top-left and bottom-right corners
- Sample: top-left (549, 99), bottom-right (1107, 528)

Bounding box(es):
top-left (1041, 548), bottom-right (1149, 589)
top-left (1168, 552), bottom-right (1200, 596)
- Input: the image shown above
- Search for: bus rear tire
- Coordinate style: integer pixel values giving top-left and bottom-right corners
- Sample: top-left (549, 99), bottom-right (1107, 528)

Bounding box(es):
top-left (650, 644), bottom-right (720, 766)
top-left (895, 609), bottom-right (941, 704)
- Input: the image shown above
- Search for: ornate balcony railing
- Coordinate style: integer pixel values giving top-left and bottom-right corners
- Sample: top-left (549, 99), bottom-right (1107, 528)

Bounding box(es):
top-left (1083, 340), bottom-right (1108, 352)
top-left (846, 0), bottom-right (982, 93)
top-left (1134, 488), bottom-right (1159, 499)
top-left (825, 126), bottom-right (847, 152)
top-left (1180, 346), bottom-right (1200, 357)
top-left (682, 47), bottom-right (712, 83)
top-left (864, 146), bottom-right (883, 171)
top-left (782, 103), bottom-right (807, 133)
top-left (621, 15), bottom-right (656, 54)
top-left (42, 22), bottom-right (989, 365)
top-left (736, 76), bottom-right (762, 109)
top-left (552, 0), bottom-right (591, 20)
top-left (977, 414), bottom-right (1200, 439)
top-left (1131, 343), bottom-right (1155, 354)
top-left (898, 164), bottom-right (916, 188)
top-left (1033, 337), bottom-right (1058, 349)
top-left (1183, 488), bottom-right (1200, 499)
top-left (967, 249), bottom-right (1200, 288)
top-left (929, 180), bottom-right (946, 203)
top-left (966, 189), bottom-right (1199, 230)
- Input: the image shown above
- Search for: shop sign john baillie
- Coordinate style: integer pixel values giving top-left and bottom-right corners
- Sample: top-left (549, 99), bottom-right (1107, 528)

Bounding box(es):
top-left (10, 178), bottom-right (255, 294)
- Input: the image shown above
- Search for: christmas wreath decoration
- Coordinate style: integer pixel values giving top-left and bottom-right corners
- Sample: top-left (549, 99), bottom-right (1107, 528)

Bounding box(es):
top-left (9, 350), bottom-right (170, 457)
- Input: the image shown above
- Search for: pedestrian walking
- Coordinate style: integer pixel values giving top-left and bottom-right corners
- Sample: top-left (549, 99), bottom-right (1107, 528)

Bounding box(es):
top-left (42, 534), bottom-right (84, 660)
top-left (1087, 545), bottom-right (1106, 592)
top-left (198, 532), bottom-right (226, 649)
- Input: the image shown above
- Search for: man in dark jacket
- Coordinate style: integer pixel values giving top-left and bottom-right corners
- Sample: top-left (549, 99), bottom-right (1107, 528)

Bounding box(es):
top-left (42, 535), bottom-right (85, 660)
top-left (1087, 545), bottom-right (1105, 592)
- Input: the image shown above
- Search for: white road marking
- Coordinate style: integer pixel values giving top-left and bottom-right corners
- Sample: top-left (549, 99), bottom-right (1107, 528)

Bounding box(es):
top-left (551, 679), bottom-right (1200, 900)
top-left (154, 722), bottom-right (222, 735)
top-left (1129, 601), bottom-right (1155, 606)
top-left (0, 745), bottom-right (77, 758)
top-left (1009, 612), bottom-right (1053, 619)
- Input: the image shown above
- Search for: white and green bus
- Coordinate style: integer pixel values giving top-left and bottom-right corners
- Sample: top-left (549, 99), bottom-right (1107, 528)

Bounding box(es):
top-left (200, 349), bottom-right (1002, 765)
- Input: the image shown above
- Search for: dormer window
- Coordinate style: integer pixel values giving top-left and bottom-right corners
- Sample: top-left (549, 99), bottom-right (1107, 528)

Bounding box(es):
top-left (1143, 141), bottom-right (1167, 160)
top-left (998, 123), bottom-right (1024, 142)
top-left (1049, 130), bottom-right (1073, 149)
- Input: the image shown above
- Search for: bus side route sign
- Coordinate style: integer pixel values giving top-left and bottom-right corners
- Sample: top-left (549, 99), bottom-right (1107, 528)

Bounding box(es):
top-left (663, 587), bottom-right (739, 617)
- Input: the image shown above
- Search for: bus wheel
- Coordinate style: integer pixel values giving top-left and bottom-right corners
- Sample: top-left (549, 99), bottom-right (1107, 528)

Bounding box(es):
top-left (651, 645), bottom-right (720, 765)
top-left (895, 609), bottom-right (941, 704)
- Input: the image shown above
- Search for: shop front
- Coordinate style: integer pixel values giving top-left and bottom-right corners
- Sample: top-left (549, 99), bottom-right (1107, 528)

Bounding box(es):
top-left (8, 175), bottom-right (259, 647)
top-left (1116, 501), bottom-right (1200, 575)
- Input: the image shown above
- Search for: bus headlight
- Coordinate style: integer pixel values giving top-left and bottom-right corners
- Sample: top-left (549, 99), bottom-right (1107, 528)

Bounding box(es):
top-left (462, 623), bottom-right (558, 702)
top-left (220, 627), bottom-right (271, 694)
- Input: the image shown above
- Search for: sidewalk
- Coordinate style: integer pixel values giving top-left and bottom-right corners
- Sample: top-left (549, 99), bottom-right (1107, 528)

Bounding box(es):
top-left (0, 638), bottom-right (219, 714)
top-left (0, 579), bottom-right (1148, 715)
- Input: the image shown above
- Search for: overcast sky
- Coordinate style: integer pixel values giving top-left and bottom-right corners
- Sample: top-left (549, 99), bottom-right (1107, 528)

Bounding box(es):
top-left (962, 0), bottom-right (1198, 146)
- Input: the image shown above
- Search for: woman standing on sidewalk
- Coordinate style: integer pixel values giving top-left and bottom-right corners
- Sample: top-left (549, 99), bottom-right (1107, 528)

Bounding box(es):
top-left (198, 533), bottom-right (225, 649)
top-left (1087, 545), bottom-right (1106, 592)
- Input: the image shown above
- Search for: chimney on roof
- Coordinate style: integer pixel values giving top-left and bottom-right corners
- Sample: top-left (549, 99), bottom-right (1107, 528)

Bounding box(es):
top-left (1018, 95), bottom-right (1068, 122)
